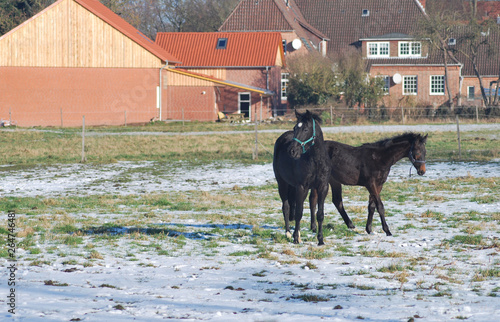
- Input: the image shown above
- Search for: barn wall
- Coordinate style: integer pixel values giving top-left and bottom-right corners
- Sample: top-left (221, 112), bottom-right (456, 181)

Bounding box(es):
top-left (0, 0), bottom-right (162, 68)
top-left (0, 67), bottom-right (160, 127)
top-left (163, 86), bottom-right (217, 121)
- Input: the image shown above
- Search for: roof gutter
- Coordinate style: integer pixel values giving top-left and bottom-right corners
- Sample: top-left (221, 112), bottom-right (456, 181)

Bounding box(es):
top-left (168, 68), bottom-right (274, 96)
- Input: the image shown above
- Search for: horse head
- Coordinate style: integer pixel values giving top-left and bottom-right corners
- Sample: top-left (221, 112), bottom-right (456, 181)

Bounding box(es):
top-left (289, 110), bottom-right (322, 160)
top-left (409, 134), bottom-right (427, 176)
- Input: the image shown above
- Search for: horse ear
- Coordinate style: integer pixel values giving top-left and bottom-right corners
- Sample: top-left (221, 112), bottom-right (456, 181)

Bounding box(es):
top-left (295, 109), bottom-right (301, 119)
top-left (423, 134), bottom-right (428, 143)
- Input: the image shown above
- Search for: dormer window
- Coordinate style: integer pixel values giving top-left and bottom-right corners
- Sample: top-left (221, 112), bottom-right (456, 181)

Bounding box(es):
top-left (367, 42), bottom-right (389, 57)
top-left (448, 38), bottom-right (456, 46)
top-left (216, 38), bottom-right (228, 49)
top-left (362, 9), bottom-right (369, 17)
top-left (399, 41), bottom-right (421, 57)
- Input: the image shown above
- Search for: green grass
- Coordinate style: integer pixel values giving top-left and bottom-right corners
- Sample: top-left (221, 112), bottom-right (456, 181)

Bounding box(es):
top-left (1, 123), bottom-right (498, 165)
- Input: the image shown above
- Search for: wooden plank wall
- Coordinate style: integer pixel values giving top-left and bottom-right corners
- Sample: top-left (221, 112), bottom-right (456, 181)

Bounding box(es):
top-left (0, 0), bottom-right (162, 68)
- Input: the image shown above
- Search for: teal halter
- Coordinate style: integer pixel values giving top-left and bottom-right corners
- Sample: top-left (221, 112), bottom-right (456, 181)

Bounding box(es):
top-left (293, 118), bottom-right (316, 154)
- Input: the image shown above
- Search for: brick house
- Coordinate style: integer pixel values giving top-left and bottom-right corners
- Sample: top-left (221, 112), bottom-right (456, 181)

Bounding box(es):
top-left (222, 0), bottom-right (500, 108)
top-left (0, 0), bottom-right (181, 127)
top-left (156, 32), bottom-right (284, 121)
top-left (219, 0), bottom-right (329, 113)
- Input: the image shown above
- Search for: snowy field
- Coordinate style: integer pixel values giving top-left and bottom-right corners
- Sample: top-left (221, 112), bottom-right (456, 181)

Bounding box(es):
top-left (1, 159), bottom-right (500, 321)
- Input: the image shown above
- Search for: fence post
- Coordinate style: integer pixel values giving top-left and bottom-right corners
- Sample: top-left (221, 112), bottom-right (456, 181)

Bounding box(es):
top-left (124, 110), bottom-right (127, 126)
top-left (9, 108), bottom-right (12, 125)
top-left (456, 114), bottom-right (461, 160)
top-left (81, 115), bottom-right (86, 163)
top-left (475, 105), bottom-right (479, 123)
top-left (330, 106), bottom-right (333, 125)
top-left (253, 104), bottom-right (258, 160)
top-left (401, 106), bottom-right (405, 125)
top-left (182, 108), bottom-right (185, 127)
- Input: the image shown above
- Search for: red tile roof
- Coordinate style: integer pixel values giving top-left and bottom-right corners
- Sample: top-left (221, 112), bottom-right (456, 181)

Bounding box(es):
top-left (219, 0), bottom-right (328, 50)
top-left (155, 32), bottom-right (285, 67)
top-left (75, 0), bottom-right (180, 63)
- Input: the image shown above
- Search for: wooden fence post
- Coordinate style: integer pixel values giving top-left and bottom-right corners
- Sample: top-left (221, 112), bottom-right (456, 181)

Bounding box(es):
top-left (81, 115), bottom-right (86, 163)
top-left (456, 114), bottom-right (461, 159)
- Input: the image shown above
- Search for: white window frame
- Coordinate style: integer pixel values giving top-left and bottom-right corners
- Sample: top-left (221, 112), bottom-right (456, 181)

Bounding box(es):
top-left (281, 73), bottom-right (289, 100)
top-left (399, 41), bottom-right (421, 57)
top-left (430, 75), bottom-right (445, 95)
top-left (379, 75), bottom-right (390, 94)
top-left (467, 86), bottom-right (475, 100)
top-left (403, 75), bottom-right (418, 95)
top-left (367, 42), bottom-right (390, 58)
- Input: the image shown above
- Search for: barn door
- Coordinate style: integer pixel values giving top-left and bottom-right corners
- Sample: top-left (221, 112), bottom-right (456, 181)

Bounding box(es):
top-left (239, 92), bottom-right (251, 118)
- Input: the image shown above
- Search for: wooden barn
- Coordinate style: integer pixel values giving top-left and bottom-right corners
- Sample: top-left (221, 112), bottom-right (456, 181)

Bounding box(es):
top-left (0, 0), bottom-right (180, 127)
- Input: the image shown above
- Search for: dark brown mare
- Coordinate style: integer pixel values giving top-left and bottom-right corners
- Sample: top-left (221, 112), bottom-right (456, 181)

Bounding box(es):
top-left (273, 110), bottom-right (330, 245)
top-left (309, 133), bottom-right (427, 236)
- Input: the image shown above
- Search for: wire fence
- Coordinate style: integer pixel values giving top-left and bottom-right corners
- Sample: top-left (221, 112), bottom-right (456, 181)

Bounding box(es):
top-left (290, 105), bottom-right (500, 125)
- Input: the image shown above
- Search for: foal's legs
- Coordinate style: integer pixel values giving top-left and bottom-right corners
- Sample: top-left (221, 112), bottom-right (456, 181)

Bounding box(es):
top-left (366, 185), bottom-right (392, 236)
top-left (330, 180), bottom-right (355, 229)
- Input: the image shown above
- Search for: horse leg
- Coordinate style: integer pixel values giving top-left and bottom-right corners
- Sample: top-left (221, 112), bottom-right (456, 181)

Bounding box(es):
top-left (277, 180), bottom-right (292, 238)
top-left (330, 180), bottom-right (355, 229)
top-left (315, 183), bottom-right (329, 246)
top-left (374, 192), bottom-right (392, 236)
top-left (366, 194), bottom-right (376, 234)
top-left (293, 186), bottom-right (308, 244)
top-left (366, 186), bottom-right (392, 236)
top-left (309, 189), bottom-right (318, 233)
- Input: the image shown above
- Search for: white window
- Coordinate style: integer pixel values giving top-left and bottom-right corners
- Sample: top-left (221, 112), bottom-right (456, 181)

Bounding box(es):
top-left (467, 86), bottom-right (475, 100)
top-left (367, 42), bottom-right (389, 57)
top-left (399, 41), bottom-right (421, 57)
top-left (382, 76), bottom-right (390, 94)
top-left (403, 76), bottom-right (418, 95)
top-left (430, 75), bottom-right (445, 95)
top-left (281, 73), bottom-right (289, 100)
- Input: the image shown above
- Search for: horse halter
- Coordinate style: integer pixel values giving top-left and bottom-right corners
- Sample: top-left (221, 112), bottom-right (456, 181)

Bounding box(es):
top-left (408, 142), bottom-right (425, 176)
top-left (408, 142), bottom-right (425, 165)
top-left (293, 118), bottom-right (316, 154)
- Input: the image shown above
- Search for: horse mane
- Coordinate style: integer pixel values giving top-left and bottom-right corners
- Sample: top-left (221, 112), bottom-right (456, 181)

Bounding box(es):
top-left (362, 132), bottom-right (425, 148)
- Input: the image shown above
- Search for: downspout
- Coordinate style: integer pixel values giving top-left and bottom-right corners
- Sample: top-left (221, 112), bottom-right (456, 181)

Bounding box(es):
top-left (159, 62), bottom-right (169, 121)
top-left (458, 64), bottom-right (463, 107)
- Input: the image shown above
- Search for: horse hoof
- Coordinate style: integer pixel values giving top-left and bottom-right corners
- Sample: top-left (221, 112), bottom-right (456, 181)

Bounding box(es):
top-left (286, 231), bottom-right (292, 239)
top-left (348, 224), bottom-right (355, 229)
top-left (318, 240), bottom-right (324, 246)
top-left (386, 231), bottom-right (393, 236)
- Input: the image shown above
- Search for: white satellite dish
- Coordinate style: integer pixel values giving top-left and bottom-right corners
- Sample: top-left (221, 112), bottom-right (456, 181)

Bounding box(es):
top-left (292, 38), bottom-right (302, 50)
top-left (392, 73), bottom-right (402, 84)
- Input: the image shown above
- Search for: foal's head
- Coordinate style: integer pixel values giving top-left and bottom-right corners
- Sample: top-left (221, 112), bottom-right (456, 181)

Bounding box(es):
top-left (409, 134), bottom-right (427, 176)
top-left (289, 110), bottom-right (322, 159)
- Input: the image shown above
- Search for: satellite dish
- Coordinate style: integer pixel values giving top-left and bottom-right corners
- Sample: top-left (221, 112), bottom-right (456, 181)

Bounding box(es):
top-left (292, 39), bottom-right (302, 50)
top-left (392, 73), bottom-right (402, 84)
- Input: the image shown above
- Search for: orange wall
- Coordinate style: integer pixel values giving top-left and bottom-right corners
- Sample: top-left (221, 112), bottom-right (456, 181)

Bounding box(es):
top-left (0, 67), bottom-right (160, 127)
top-left (163, 85), bottom-right (217, 121)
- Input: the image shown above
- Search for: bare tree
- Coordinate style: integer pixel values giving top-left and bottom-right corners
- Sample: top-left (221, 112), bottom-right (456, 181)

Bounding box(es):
top-left (416, 6), bottom-right (462, 109)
